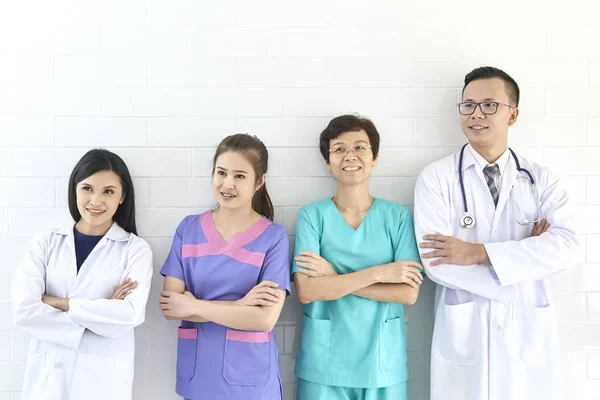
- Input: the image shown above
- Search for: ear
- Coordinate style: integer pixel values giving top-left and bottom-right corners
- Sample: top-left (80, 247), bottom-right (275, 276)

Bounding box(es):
top-left (326, 161), bottom-right (332, 172)
top-left (119, 193), bottom-right (126, 205)
top-left (508, 107), bottom-right (519, 126)
top-left (372, 157), bottom-right (378, 168)
top-left (255, 175), bottom-right (266, 192)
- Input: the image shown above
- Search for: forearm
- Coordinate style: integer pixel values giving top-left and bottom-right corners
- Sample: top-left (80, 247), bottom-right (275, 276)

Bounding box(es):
top-left (165, 300), bottom-right (235, 323)
top-left (191, 300), bottom-right (278, 332)
top-left (295, 267), bottom-right (380, 304)
top-left (352, 283), bottom-right (420, 305)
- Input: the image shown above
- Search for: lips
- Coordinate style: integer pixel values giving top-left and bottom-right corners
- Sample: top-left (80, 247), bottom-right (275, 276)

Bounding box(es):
top-left (342, 165), bottom-right (361, 171)
top-left (86, 208), bottom-right (105, 216)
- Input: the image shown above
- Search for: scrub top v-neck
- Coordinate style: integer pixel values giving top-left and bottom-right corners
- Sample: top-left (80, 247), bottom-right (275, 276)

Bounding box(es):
top-left (161, 211), bottom-right (291, 400)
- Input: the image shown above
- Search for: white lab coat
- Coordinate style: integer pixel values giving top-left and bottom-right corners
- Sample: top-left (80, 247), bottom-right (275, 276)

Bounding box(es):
top-left (12, 222), bottom-right (153, 400)
top-left (414, 147), bottom-right (578, 400)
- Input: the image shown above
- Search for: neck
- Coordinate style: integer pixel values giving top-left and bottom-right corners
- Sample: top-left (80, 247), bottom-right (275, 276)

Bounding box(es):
top-left (75, 220), bottom-right (112, 236)
top-left (333, 182), bottom-right (372, 212)
top-left (471, 141), bottom-right (508, 164)
top-left (212, 205), bottom-right (259, 230)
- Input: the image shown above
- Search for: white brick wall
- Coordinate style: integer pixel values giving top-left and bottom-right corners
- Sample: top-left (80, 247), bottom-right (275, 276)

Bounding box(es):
top-left (0, 1), bottom-right (598, 399)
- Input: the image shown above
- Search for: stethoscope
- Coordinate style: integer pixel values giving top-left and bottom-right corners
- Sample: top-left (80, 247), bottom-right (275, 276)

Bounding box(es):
top-left (458, 143), bottom-right (539, 229)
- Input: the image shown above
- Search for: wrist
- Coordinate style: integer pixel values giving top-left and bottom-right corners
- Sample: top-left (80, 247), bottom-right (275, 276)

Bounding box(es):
top-left (370, 265), bottom-right (384, 283)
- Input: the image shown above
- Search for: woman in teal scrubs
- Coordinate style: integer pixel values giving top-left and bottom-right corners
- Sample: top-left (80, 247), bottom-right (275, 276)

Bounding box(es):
top-left (292, 114), bottom-right (424, 400)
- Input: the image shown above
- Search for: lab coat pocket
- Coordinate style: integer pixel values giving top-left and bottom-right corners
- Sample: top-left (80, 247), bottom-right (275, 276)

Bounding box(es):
top-left (177, 327), bottom-right (198, 381)
top-left (223, 329), bottom-right (271, 386)
top-left (433, 301), bottom-right (482, 366)
top-left (297, 314), bottom-right (331, 374)
top-left (513, 305), bottom-right (558, 367)
top-left (379, 316), bottom-right (407, 374)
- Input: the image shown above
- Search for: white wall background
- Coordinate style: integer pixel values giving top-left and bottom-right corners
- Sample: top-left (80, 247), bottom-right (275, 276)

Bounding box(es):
top-left (0, 0), bottom-right (598, 399)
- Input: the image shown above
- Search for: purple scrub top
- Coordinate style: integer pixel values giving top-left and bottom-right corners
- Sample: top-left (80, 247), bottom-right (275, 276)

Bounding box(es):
top-left (161, 211), bottom-right (291, 400)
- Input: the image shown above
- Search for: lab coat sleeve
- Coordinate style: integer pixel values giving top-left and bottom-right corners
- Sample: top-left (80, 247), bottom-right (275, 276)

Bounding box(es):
top-left (13, 232), bottom-right (86, 350)
top-left (414, 166), bottom-right (513, 303)
top-left (67, 238), bottom-right (153, 338)
top-left (484, 169), bottom-right (579, 286)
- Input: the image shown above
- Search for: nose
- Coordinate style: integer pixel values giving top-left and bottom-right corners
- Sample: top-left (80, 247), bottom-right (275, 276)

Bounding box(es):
top-left (343, 148), bottom-right (358, 161)
top-left (470, 104), bottom-right (486, 119)
top-left (223, 175), bottom-right (235, 189)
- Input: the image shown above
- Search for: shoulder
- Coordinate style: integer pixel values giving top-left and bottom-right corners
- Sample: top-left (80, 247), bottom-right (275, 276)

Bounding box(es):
top-left (176, 213), bottom-right (202, 232)
top-left (418, 152), bottom-right (456, 182)
top-left (126, 233), bottom-right (152, 254)
top-left (514, 154), bottom-right (559, 188)
top-left (373, 198), bottom-right (410, 218)
top-left (298, 199), bottom-right (332, 220)
top-left (264, 221), bottom-right (289, 241)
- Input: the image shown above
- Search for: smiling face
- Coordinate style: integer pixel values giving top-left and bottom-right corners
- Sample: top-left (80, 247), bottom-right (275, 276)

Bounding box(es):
top-left (460, 77), bottom-right (519, 149)
top-left (75, 170), bottom-right (124, 235)
top-left (212, 151), bottom-right (264, 213)
top-left (326, 129), bottom-right (377, 186)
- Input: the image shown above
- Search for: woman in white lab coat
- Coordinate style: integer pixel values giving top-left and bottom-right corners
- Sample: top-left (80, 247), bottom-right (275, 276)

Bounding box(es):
top-left (12, 149), bottom-right (153, 400)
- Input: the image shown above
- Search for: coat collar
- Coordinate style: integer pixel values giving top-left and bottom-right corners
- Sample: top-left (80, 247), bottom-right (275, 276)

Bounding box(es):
top-left (52, 221), bottom-right (130, 242)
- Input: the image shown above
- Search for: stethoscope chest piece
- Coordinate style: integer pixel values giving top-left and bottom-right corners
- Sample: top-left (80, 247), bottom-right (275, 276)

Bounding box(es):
top-left (460, 213), bottom-right (476, 229)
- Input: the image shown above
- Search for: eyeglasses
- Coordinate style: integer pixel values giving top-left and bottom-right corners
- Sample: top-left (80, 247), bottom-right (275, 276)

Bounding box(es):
top-left (457, 101), bottom-right (516, 115)
top-left (328, 142), bottom-right (372, 156)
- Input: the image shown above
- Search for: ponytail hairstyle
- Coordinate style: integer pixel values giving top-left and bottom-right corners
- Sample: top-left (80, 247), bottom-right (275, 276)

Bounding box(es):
top-left (68, 149), bottom-right (137, 234)
top-left (212, 134), bottom-right (274, 221)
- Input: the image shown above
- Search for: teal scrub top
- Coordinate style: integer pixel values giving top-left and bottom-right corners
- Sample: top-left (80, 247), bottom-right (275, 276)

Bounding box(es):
top-left (292, 198), bottom-right (421, 389)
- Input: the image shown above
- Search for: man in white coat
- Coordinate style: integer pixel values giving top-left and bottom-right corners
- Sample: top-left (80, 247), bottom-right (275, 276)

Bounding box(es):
top-left (414, 66), bottom-right (578, 400)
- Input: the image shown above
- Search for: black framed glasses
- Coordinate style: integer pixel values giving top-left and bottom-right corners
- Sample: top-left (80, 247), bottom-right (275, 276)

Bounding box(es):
top-left (457, 101), bottom-right (516, 115)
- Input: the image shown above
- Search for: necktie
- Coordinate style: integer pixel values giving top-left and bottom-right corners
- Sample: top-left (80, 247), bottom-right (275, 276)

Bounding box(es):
top-left (483, 164), bottom-right (500, 207)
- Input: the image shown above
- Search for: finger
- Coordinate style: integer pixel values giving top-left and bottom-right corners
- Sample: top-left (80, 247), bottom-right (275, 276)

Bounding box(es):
top-left (429, 257), bottom-right (449, 267)
top-left (403, 278), bottom-right (418, 289)
top-left (296, 261), bottom-right (319, 271)
top-left (160, 291), bottom-right (171, 298)
top-left (295, 256), bottom-right (314, 264)
top-left (422, 234), bottom-right (448, 242)
top-left (408, 270), bottom-right (423, 283)
top-left (299, 251), bottom-right (319, 258)
top-left (418, 242), bottom-right (444, 249)
top-left (257, 299), bottom-right (276, 306)
top-left (297, 268), bottom-right (319, 277)
top-left (420, 250), bottom-right (445, 259)
top-left (256, 280), bottom-right (279, 288)
top-left (256, 291), bottom-right (280, 302)
top-left (256, 287), bottom-right (281, 298)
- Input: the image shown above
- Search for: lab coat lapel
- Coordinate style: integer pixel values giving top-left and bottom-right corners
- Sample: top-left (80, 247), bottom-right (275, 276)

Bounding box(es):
top-left (493, 156), bottom-right (518, 229)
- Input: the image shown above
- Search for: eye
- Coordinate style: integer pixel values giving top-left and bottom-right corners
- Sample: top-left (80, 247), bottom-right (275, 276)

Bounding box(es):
top-left (235, 174), bottom-right (245, 179)
top-left (482, 102), bottom-right (496, 108)
top-left (217, 170), bottom-right (226, 176)
top-left (104, 189), bottom-right (114, 194)
top-left (355, 145), bottom-right (369, 151)
top-left (81, 186), bottom-right (92, 192)
top-left (462, 103), bottom-right (476, 108)
top-left (333, 147), bottom-right (346, 154)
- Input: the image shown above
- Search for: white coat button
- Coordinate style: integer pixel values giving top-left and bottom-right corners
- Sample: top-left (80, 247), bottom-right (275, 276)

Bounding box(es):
top-left (54, 362), bottom-right (62, 369)
top-left (494, 324), bottom-right (501, 330)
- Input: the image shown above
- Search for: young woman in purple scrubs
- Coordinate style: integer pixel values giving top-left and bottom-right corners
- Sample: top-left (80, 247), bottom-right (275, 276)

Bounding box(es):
top-left (159, 134), bottom-right (291, 400)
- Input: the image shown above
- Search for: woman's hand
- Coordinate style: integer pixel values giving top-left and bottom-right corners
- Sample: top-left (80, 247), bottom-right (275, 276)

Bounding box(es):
top-left (110, 278), bottom-right (138, 300)
top-left (376, 261), bottom-right (424, 288)
top-left (295, 251), bottom-right (338, 277)
top-left (159, 290), bottom-right (198, 318)
top-left (42, 295), bottom-right (69, 311)
top-left (236, 281), bottom-right (282, 307)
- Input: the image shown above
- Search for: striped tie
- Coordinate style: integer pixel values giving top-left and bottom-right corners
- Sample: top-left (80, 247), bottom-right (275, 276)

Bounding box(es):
top-left (483, 164), bottom-right (500, 207)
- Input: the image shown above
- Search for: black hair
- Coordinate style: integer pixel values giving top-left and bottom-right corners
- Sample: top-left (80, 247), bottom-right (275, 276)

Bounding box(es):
top-left (319, 114), bottom-right (380, 162)
top-left (463, 66), bottom-right (520, 107)
top-left (212, 134), bottom-right (274, 221)
top-left (68, 149), bottom-right (137, 234)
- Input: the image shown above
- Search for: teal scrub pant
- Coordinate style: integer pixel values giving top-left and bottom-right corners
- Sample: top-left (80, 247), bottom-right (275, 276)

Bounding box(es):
top-left (297, 379), bottom-right (408, 400)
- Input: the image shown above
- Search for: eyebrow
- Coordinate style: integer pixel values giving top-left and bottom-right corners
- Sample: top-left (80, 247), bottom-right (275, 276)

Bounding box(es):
top-left (331, 140), bottom-right (370, 146)
top-left (80, 183), bottom-right (118, 189)
top-left (216, 166), bottom-right (248, 174)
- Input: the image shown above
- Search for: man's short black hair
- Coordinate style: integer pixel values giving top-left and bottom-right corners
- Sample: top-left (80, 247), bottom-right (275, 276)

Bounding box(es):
top-left (463, 66), bottom-right (520, 107)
